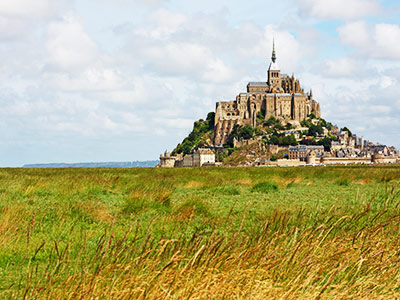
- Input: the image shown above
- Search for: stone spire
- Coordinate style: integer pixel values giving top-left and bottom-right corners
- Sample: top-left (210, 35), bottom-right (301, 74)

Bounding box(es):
top-left (310, 89), bottom-right (313, 99)
top-left (271, 38), bottom-right (276, 63)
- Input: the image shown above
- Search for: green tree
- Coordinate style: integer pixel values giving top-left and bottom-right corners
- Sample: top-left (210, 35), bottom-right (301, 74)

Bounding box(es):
top-left (307, 113), bottom-right (316, 119)
top-left (206, 112), bottom-right (215, 130)
top-left (318, 137), bottom-right (332, 151)
top-left (265, 116), bottom-right (281, 127)
top-left (282, 135), bottom-right (298, 146)
top-left (174, 113), bottom-right (215, 155)
top-left (225, 124), bottom-right (255, 147)
top-left (239, 125), bottom-right (255, 139)
top-left (341, 126), bottom-right (353, 137)
top-left (256, 110), bottom-right (266, 126)
top-left (307, 124), bottom-right (323, 137)
top-left (300, 119), bottom-right (313, 128)
top-left (285, 123), bottom-right (293, 130)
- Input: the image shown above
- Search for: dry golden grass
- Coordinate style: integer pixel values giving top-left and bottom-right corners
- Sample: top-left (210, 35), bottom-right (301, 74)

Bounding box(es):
top-left (184, 181), bottom-right (206, 189)
top-left (236, 179), bottom-right (253, 186)
top-left (1, 165), bottom-right (400, 299)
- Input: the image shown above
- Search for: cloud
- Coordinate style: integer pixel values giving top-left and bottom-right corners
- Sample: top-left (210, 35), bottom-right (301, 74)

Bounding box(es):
top-left (321, 57), bottom-right (374, 78)
top-left (135, 0), bottom-right (168, 6)
top-left (1, 1), bottom-right (399, 166)
top-left (337, 21), bottom-right (370, 49)
top-left (311, 72), bottom-right (400, 148)
top-left (298, 0), bottom-right (381, 20)
top-left (374, 24), bottom-right (400, 59)
top-left (0, 6), bottom-right (313, 165)
top-left (0, 16), bottom-right (27, 40)
top-left (45, 15), bottom-right (99, 72)
top-left (0, 0), bottom-right (67, 18)
top-left (338, 21), bottom-right (400, 59)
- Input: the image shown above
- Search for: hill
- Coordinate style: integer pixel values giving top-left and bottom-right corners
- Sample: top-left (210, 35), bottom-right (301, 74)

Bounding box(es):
top-left (172, 111), bottom-right (345, 165)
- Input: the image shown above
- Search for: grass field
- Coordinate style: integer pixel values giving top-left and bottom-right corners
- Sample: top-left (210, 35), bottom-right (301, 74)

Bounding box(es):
top-left (1, 165), bottom-right (400, 299)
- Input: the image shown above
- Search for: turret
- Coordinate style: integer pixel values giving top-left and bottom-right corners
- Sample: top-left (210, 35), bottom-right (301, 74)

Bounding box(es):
top-left (291, 73), bottom-right (295, 92)
top-left (271, 39), bottom-right (277, 63)
top-left (267, 39), bottom-right (282, 92)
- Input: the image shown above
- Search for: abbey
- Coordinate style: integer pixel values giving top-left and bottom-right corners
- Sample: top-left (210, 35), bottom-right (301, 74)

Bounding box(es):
top-left (214, 42), bottom-right (321, 145)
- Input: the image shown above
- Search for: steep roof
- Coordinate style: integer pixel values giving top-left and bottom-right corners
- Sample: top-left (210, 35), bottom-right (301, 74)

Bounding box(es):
top-left (247, 82), bottom-right (269, 87)
top-left (268, 39), bottom-right (280, 71)
top-left (268, 61), bottom-right (280, 71)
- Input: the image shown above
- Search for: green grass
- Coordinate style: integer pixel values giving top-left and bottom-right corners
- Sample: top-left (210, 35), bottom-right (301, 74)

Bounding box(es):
top-left (251, 181), bottom-right (279, 193)
top-left (0, 165), bottom-right (399, 299)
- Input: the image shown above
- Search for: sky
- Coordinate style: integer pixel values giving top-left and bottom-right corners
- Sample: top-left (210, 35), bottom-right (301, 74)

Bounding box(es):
top-left (0, 0), bottom-right (399, 166)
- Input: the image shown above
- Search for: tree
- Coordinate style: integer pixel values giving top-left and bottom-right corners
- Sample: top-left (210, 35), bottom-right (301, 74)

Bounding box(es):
top-left (300, 138), bottom-right (317, 146)
top-left (318, 118), bottom-right (327, 128)
top-left (285, 122), bottom-right (293, 130)
top-left (174, 115), bottom-right (214, 154)
top-left (341, 126), bottom-right (353, 137)
top-left (256, 110), bottom-right (266, 126)
top-left (318, 137), bottom-right (332, 151)
top-left (265, 115), bottom-right (280, 127)
top-left (206, 112), bottom-right (215, 130)
top-left (225, 124), bottom-right (255, 147)
top-left (268, 135), bottom-right (279, 145)
top-left (282, 135), bottom-right (298, 146)
top-left (307, 124), bottom-right (323, 137)
top-left (307, 113), bottom-right (316, 119)
top-left (239, 125), bottom-right (255, 139)
top-left (301, 119), bottom-right (313, 128)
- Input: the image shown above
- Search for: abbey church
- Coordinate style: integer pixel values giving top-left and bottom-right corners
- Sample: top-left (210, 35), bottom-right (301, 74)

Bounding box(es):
top-left (214, 42), bottom-right (321, 145)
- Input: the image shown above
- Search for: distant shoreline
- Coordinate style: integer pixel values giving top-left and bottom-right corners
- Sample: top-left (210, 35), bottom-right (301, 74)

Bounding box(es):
top-left (22, 161), bottom-right (159, 168)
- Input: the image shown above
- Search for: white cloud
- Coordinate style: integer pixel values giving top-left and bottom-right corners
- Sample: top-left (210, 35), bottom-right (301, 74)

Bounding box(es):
top-left (44, 68), bottom-right (123, 92)
top-left (46, 15), bottom-right (99, 72)
top-left (0, 16), bottom-right (27, 40)
top-left (337, 21), bottom-right (370, 49)
top-left (0, 0), bottom-right (67, 18)
top-left (322, 57), bottom-right (373, 78)
top-left (298, 0), bottom-right (381, 20)
top-left (1, 1), bottom-right (400, 166)
top-left (149, 8), bottom-right (187, 36)
top-left (308, 72), bottom-right (400, 148)
top-left (338, 21), bottom-right (400, 59)
top-left (135, 0), bottom-right (168, 6)
top-left (374, 24), bottom-right (400, 59)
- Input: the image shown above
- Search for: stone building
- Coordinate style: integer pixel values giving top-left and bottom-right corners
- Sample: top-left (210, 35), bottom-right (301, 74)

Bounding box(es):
top-left (160, 148), bottom-right (215, 168)
top-left (159, 150), bottom-right (177, 168)
top-left (288, 145), bottom-right (324, 161)
top-left (185, 148), bottom-right (216, 167)
top-left (214, 41), bottom-right (321, 146)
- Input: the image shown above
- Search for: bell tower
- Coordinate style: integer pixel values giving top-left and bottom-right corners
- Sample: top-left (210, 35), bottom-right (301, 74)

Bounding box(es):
top-left (267, 39), bottom-right (282, 93)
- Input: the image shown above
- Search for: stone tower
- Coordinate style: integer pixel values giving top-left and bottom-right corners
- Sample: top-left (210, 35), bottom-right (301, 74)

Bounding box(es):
top-left (267, 40), bottom-right (282, 93)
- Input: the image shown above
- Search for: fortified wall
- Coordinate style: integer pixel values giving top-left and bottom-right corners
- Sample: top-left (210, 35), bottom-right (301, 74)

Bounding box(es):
top-left (214, 42), bottom-right (321, 146)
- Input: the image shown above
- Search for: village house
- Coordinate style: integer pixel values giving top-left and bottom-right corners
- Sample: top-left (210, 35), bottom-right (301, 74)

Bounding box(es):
top-left (160, 148), bottom-right (215, 168)
top-left (288, 145), bottom-right (324, 161)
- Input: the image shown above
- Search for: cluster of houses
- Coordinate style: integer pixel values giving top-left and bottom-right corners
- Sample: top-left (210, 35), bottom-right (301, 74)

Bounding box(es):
top-left (262, 129), bottom-right (399, 166)
top-left (159, 148), bottom-right (217, 168)
top-left (159, 127), bottom-right (399, 168)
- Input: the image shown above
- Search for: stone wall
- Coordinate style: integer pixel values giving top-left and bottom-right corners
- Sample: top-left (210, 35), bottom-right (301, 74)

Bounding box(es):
top-left (214, 88), bottom-right (321, 146)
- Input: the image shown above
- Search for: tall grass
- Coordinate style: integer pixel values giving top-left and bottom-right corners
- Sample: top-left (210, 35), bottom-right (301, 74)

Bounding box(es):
top-left (0, 165), bottom-right (399, 299)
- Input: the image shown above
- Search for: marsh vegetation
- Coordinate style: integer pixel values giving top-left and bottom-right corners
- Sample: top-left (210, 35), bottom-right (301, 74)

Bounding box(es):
top-left (0, 165), bottom-right (400, 299)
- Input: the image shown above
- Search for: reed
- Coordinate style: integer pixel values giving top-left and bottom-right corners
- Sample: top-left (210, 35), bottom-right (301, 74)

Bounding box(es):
top-left (0, 165), bottom-right (399, 299)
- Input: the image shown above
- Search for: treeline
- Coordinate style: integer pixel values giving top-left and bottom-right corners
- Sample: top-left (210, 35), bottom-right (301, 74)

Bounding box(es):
top-left (173, 112), bottom-right (215, 155)
top-left (225, 115), bottom-right (341, 151)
